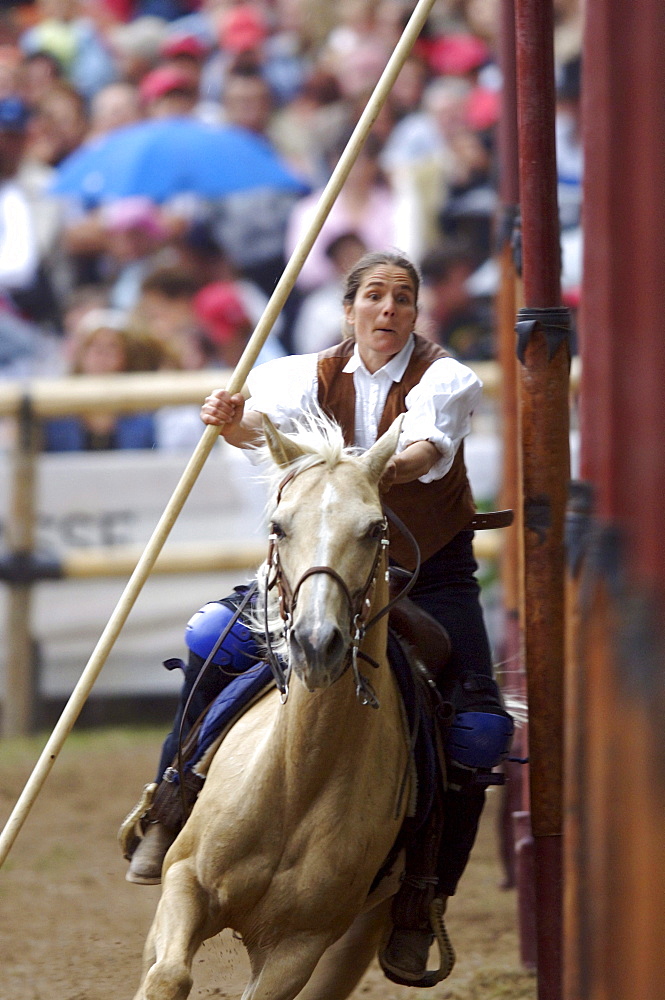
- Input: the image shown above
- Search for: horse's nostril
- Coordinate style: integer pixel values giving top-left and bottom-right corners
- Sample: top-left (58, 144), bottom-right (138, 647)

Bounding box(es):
top-left (326, 627), bottom-right (345, 665)
top-left (290, 623), bottom-right (346, 678)
top-left (290, 627), bottom-right (315, 664)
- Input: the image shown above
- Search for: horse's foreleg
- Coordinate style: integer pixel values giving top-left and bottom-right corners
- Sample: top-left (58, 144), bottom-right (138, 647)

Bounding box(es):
top-left (133, 860), bottom-right (218, 1000)
top-left (241, 935), bottom-right (334, 1000)
top-left (137, 922), bottom-right (158, 996)
top-left (295, 899), bottom-right (392, 1000)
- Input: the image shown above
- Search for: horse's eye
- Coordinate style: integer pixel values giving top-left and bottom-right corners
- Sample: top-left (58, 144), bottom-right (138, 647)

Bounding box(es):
top-left (270, 522), bottom-right (285, 540)
top-left (366, 520), bottom-right (386, 541)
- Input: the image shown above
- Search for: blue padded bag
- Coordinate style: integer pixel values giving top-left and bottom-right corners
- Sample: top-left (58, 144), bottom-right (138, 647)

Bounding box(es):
top-left (185, 597), bottom-right (259, 669)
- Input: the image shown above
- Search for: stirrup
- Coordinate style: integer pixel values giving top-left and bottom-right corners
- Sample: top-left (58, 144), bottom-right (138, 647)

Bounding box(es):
top-left (118, 782), bottom-right (157, 860)
top-left (427, 896), bottom-right (456, 985)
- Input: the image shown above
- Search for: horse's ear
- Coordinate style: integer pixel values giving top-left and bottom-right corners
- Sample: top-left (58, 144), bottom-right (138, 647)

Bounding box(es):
top-left (360, 415), bottom-right (403, 484)
top-left (261, 413), bottom-right (307, 467)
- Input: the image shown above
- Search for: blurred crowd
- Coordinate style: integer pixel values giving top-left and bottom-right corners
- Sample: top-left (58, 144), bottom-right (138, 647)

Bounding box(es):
top-left (0, 0), bottom-right (583, 451)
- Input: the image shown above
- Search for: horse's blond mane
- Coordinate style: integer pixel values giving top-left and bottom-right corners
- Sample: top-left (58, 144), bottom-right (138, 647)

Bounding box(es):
top-left (254, 408), bottom-right (360, 501)
top-left (249, 408), bottom-right (362, 652)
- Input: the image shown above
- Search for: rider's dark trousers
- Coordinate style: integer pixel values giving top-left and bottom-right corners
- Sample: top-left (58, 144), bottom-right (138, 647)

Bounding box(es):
top-left (402, 529), bottom-right (492, 897)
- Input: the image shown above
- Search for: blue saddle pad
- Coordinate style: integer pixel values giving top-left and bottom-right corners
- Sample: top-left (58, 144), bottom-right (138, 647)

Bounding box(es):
top-left (189, 661), bottom-right (275, 768)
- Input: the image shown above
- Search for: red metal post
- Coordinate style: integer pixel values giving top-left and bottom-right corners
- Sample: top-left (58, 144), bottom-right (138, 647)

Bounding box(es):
top-left (566, 0), bottom-right (665, 997)
top-left (513, 2), bottom-right (571, 998)
top-left (495, 0), bottom-right (537, 971)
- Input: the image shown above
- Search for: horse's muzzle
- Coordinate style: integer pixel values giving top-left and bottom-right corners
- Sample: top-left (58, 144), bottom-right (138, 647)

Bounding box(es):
top-left (288, 621), bottom-right (348, 690)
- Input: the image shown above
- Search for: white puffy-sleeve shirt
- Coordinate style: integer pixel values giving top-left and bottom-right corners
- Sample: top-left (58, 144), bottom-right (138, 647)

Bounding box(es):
top-left (246, 335), bottom-right (482, 483)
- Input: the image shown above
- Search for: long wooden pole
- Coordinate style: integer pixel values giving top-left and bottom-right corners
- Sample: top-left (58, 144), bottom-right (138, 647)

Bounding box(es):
top-left (0, 0), bottom-right (437, 869)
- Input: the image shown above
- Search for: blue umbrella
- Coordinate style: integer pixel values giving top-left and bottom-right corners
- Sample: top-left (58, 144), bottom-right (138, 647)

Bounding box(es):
top-left (51, 118), bottom-right (309, 206)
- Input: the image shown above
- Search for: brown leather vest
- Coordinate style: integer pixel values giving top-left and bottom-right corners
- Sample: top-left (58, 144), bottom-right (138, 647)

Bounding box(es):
top-left (317, 335), bottom-right (476, 569)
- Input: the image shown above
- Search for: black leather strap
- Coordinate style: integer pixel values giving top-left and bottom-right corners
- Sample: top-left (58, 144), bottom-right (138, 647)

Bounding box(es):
top-left (467, 509), bottom-right (514, 531)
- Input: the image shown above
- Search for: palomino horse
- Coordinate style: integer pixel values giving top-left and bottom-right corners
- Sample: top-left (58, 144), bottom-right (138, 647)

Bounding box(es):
top-left (133, 412), bottom-right (413, 1000)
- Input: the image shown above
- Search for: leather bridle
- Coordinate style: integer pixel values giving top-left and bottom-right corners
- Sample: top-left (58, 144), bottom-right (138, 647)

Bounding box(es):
top-left (262, 464), bottom-right (420, 706)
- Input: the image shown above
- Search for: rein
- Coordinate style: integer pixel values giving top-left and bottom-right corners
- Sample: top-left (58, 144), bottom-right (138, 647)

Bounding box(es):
top-left (262, 465), bottom-right (421, 706)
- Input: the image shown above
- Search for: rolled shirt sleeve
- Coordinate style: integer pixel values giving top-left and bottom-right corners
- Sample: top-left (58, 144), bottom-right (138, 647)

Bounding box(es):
top-left (246, 353), bottom-right (319, 430)
top-left (400, 357), bottom-right (483, 482)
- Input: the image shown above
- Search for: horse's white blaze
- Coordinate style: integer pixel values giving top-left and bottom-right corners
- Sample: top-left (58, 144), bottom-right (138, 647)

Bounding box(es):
top-left (287, 477), bottom-right (349, 688)
top-left (309, 480), bottom-right (341, 625)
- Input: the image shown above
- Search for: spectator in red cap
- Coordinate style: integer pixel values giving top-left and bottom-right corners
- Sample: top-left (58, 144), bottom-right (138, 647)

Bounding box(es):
top-left (417, 27), bottom-right (500, 142)
top-left (193, 279), bottom-right (284, 368)
top-left (139, 64), bottom-right (199, 118)
top-left (161, 34), bottom-right (210, 63)
top-left (193, 281), bottom-right (251, 364)
top-left (157, 31), bottom-right (217, 122)
top-left (197, 4), bottom-right (270, 113)
top-left (202, 0), bottom-right (308, 111)
top-left (219, 4), bottom-right (268, 58)
top-left (424, 33), bottom-right (491, 78)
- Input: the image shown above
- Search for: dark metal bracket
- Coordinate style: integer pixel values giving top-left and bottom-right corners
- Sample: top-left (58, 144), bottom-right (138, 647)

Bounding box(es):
top-left (515, 305), bottom-right (572, 364)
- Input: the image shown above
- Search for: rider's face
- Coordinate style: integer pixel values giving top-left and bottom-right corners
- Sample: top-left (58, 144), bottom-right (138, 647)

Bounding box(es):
top-left (344, 265), bottom-right (418, 373)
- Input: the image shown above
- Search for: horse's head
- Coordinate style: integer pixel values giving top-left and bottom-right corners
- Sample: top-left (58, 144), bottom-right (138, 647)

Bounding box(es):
top-left (261, 411), bottom-right (401, 692)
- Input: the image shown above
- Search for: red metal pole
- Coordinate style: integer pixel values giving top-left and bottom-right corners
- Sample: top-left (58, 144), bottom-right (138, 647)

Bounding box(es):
top-left (513, 2), bottom-right (571, 998)
top-left (567, 0), bottom-right (665, 997)
top-left (578, 3), bottom-right (665, 565)
top-left (495, 0), bottom-right (537, 971)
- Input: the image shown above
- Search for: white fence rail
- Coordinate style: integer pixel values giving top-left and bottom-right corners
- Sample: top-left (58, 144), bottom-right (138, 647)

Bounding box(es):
top-left (0, 366), bottom-right (506, 735)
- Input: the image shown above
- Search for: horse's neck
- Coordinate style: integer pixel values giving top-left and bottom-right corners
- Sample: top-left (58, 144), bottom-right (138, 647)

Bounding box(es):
top-left (273, 568), bottom-right (397, 784)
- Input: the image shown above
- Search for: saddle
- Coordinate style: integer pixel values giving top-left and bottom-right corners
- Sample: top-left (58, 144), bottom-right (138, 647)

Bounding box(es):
top-left (388, 582), bottom-right (452, 678)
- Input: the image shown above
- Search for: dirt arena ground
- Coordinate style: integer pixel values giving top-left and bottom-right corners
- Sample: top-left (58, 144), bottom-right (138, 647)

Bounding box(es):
top-left (0, 727), bottom-right (536, 1000)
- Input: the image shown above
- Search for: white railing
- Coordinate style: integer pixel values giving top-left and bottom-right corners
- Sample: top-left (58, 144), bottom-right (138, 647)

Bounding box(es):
top-left (0, 364), bottom-right (510, 736)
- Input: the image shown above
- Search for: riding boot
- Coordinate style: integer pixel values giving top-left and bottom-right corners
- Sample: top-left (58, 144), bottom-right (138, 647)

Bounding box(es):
top-left (380, 926), bottom-right (434, 983)
top-left (123, 769), bottom-right (204, 885)
top-left (126, 822), bottom-right (176, 885)
top-left (379, 893), bottom-right (454, 987)
top-left (378, 793), bottom-right (455, 987)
